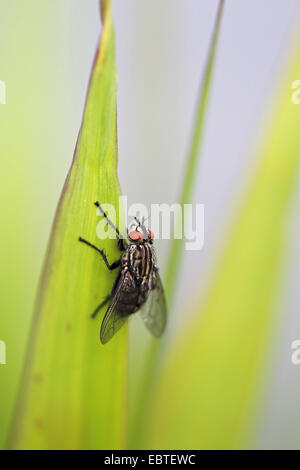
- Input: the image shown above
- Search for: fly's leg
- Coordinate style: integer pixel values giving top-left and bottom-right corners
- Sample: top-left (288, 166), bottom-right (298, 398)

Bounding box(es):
top-left (94, 201), bottom-right (120, 236)
top-left (78, 237), bottom-right (121, 270)
top-left (134, 215), bottom-right (148, 226)
top-left (91, 295), bottom-right (111, 318)
top-left (94, 201), bottom-right (126, 251)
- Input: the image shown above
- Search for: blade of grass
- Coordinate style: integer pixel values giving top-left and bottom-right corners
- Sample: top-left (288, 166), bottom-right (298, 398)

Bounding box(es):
top-left (129, 1), bottom-right (225, 448)
top-left (142, 25), bottom-right (300, 449)
top-left (10, 0), bottom-right (128, 450)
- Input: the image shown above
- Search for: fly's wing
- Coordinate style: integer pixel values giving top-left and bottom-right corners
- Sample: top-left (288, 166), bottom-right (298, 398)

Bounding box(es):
top-left (138, 270), bottom-right (167, 337)
top-left (100, 277), bottom-right (128, 344)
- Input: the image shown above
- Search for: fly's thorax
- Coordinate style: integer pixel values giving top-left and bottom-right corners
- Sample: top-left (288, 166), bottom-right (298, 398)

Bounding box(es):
top-left (122, 241), bottom-right (155, 279)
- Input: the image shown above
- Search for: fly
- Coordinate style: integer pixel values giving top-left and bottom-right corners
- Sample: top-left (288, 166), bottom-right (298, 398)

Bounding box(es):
top-left (79, 201), bottom-right (167, 344)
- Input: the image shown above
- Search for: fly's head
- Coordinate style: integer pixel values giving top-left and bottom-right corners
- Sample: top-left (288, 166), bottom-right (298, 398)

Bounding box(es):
top-left (128, 218), bottom-right (154, 245)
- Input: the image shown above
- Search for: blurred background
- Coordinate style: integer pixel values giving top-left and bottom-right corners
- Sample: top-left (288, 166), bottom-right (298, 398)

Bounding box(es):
top-left (1, 0), bottom-right (300, 449)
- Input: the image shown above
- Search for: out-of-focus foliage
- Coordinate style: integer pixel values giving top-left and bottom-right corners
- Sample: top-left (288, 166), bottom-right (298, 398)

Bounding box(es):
top-left (128, 0), bottom-right (225, 449)
top-left (165, 0), bottom-right (225, 302)
top-left (1, 0), bottom-right (300, 451)
top-left (142, 28), bottom-right (300, 449)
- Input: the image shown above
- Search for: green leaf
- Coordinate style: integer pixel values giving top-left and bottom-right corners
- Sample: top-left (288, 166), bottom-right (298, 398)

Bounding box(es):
top-left (142, 27), bottom-right (300, 449)
top-left (10, 0), bottom-right (128, 450)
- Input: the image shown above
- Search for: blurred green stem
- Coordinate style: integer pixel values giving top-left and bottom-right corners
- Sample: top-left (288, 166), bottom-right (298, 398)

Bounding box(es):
top-left (129, 0), bottom-right (225, 448)
top-left (165, 0), bottom-right (225, 303)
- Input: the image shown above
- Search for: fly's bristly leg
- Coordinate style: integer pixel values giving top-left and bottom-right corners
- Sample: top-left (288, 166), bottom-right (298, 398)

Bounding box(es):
top-left (94, 201), bottom-right (126, 251)
top-left (91, 295), bottom-right (111, 318)
top-left (78, 237), bottom-right (121, 270)
top-left (94, 201), bottom-right (119, 234)
top-left (134, 216), bottom-right (140, 227)
top-left (117, 238), bottom-right (126, 251)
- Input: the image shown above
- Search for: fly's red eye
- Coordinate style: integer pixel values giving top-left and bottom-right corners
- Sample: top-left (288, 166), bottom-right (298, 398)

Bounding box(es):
top-left (129, 230), bottom-right (143, 241)
top-left (148, 230), bottom-right (154, 239)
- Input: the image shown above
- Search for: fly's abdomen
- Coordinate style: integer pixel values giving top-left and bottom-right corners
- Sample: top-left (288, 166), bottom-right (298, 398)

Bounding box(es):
top-left (116, 270), bottom-right (149, 316)
top-left (117, 289), bottom-right (139, 315)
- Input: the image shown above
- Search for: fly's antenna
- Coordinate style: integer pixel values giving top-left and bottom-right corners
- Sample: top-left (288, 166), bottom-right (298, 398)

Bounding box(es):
top-left (129, 216), bottom-right (142, 230)
top-left (133, 215), bottom-right (150, 227)
top-left (130, 215), bottom-right (150, 239)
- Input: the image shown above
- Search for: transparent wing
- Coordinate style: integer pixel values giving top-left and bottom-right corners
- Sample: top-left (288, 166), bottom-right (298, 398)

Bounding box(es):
top-left (138, 270), bottom-right (167, 338)
top-left (100, 277), bottom-right (128, 344)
